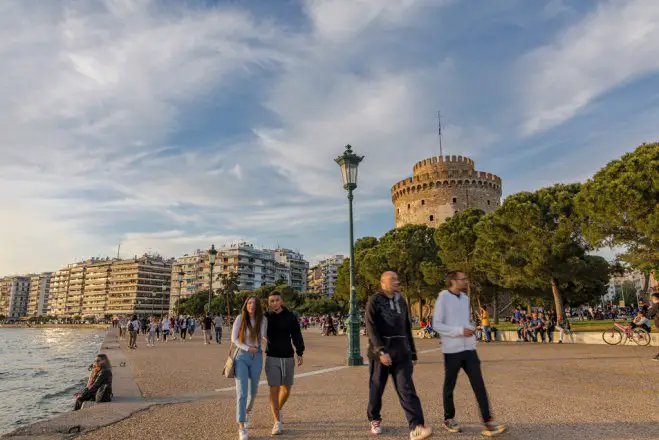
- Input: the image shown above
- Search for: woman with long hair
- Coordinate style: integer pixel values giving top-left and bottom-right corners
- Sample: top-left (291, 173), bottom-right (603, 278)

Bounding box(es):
top-left (232, 296), bottom-right (267, 440)
top-left (74, 354), bottom-right (113, 410)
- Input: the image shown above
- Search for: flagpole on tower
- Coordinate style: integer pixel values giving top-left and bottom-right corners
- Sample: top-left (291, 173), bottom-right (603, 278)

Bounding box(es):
top-left (437, 111), bottom-right (443, 157)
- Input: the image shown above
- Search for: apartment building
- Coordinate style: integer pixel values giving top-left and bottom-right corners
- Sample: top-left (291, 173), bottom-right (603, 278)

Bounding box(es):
top-left (27, 272), bottom-right (52, 317)
top-left (106, 256), bottom-right (172, 317)
top-left (307, 255), bottom-right (345, 297)
top-left (0, 276), bottom-right (31, 319)
top-left (170, 243), bottom-right (310, 310)
top-left (47, 255), bottom-right (172, 319)
top-left (273, 248), bottom-right (309, 294)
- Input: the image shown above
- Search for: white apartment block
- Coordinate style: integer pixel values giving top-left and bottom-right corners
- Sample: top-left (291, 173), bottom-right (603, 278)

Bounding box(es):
top-left (0, 276), bottom-right (31, 319)
top-left (171, 243), bottom-right (310, 310)
top-left (27, 273), bottom-right (52, 317)
top-left (307, 255), bottom-right (345, 297)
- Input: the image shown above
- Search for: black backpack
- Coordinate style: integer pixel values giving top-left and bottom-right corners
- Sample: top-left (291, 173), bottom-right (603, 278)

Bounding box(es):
top-left (128, 321), bottom-right (134, 332)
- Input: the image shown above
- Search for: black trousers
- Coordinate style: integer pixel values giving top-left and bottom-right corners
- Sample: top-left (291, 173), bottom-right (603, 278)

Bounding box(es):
top-left (368, 357), bottom-right (424, 430)
top-left (443, 350), bottom-right (491, 422)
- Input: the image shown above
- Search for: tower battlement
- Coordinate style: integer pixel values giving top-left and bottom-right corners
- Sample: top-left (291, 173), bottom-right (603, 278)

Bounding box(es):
top-left (391, 154), bottom-right (502, 228)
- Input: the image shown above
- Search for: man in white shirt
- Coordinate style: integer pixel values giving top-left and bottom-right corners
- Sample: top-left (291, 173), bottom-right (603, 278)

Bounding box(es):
top-left (433, 271), bottom-right (505, 437)
top-left (214, 314), bottom-right (223, 344)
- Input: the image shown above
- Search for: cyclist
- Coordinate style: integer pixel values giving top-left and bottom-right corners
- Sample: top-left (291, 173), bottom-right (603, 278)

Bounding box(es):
top-left (630, 310), bottom-right (651, 333)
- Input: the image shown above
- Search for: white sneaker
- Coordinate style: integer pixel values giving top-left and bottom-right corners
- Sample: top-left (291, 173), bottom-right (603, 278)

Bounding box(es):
top-left (370, 420), bottom-right (382, 435)
top-left (410, 425), bottom-right (432, 440)
top-left (239, 427), bottom-right (248, 440)
top-left (272, 422), bottom-right (283, 435)
top-left (244, 413), bottom-right (251, 428)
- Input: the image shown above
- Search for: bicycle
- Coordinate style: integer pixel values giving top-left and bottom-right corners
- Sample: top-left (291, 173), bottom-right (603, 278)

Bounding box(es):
top-left (601, 322), bottom-right (651, 346)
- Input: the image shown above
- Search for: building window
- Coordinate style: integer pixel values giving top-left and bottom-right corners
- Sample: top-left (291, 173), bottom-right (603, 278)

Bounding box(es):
top-left (421, 200), bottom-right (425, 205)
top-left (429, 215), bottom-right (434, 221)
top-left (452, 197), bottom-right (457, 204)
top-left (407, 204), bottom-right (411, 210)
top-left (487, 200), bottom-right (490, 206)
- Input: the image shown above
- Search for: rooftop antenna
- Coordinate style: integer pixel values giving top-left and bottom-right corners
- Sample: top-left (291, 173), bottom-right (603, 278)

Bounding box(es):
top-left (437, 111), bottom-right (444, 157)
top-left (116, 242), bottom-right (121, 259)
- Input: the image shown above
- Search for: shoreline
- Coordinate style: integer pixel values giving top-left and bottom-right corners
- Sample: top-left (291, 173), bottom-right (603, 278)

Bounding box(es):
top-left (0, 324), bottom-right (109, 329)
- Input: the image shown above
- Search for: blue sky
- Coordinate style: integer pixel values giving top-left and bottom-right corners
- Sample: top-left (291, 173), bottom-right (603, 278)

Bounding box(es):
top-left (1, 0), bottom-right (658, 274)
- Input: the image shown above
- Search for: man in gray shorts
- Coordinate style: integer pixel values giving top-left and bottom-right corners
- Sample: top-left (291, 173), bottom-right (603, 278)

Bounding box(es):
top-left (265, 291), bottom-right (305, 436)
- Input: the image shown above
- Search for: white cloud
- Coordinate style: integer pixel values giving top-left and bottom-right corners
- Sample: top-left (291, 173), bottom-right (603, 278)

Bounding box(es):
top-left (519, 0), bottom-right (659, 135)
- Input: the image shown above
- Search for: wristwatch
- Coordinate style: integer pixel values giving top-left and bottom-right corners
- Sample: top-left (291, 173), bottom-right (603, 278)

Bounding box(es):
top-left (379, 350), bottom-right (387, 356)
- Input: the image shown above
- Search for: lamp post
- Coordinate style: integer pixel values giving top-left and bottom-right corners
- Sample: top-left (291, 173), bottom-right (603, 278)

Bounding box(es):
top-left (335, 144), bottom-right (364, 366)
top-left (160, 284), bottom-right (166, 318)
top-left (150, 292), bottom-right (156, 316)
top-left (177, 269), bottom-right (184, 317)
top-left (208, 244), bottom-right (217, 315)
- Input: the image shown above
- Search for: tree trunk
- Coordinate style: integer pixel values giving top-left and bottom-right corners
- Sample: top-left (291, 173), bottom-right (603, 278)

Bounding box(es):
top-left (551, 277), bottom-right (565, 320)
top-left (417, 293), bottom-right (422, 319)
top-left (493, 290), bottom-right (499, 324)
top-left (642, 272), bottom-right (650, 298)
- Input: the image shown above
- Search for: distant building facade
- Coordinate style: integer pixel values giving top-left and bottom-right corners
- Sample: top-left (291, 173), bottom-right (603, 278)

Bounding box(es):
top-left (170, 243), bottom-right (309, 312)
top-left (48, 255), bottom-right (172, 319)
top-left (0, 276), bottom-right (31, 319)
top-left (27, 272), bottom-right (52, 317)
top-left (307, 255), bottom-right (345, 297)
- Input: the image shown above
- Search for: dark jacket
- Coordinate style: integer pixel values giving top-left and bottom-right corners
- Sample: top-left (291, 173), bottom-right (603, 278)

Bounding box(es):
top-left (265, 307), bottom-right (305, 358)
top-left (365, 291), bottom-right (417, 362)
top-left (79, 367), bottom-right (113, 402)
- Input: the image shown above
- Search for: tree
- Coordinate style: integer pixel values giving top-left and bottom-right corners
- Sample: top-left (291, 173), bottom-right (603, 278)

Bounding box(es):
top-left (335, 237), bottom-right (380, 306)
top-left (475, 184), bottom-right (587, 319)
top-left (559, 255), bottom-right (611, 306)
top-left (216, 272), bottom-right (240, 317)
top-left (365, 224), bottom-right (442, 315)
top-left (576, 143), bottom-right (659, 294)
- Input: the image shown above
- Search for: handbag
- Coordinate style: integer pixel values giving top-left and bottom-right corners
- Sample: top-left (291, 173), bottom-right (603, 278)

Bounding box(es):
top-left (222, 342), bottom-right (239, 378)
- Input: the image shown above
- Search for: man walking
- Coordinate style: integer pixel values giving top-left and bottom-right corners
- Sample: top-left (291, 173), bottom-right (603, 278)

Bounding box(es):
top-left (214, 313), bottom-right (223, 344)
top-left (650, 292), bottom-right (659, 361)
top-left (127, 314), bottom-right (140, 349)
top-left (433, 271), bottom-right (505, 437)
top-left (203, 314), bottom-right (213, 345)
top-left (265, 291), bottom-right (305, 436)
top-left (366, 271), bottom-right (432, 440)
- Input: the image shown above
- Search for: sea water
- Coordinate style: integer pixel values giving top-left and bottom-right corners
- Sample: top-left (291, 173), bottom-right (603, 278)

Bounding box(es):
top-left (0, 327), bottom-right (104, 435)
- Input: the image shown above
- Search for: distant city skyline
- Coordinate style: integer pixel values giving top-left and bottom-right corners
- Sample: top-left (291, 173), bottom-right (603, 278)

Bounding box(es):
top-left (2, 0), bottom-right (659, 274)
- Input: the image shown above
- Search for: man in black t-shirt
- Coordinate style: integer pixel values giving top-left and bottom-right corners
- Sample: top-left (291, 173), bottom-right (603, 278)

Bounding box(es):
top-left (203, 314), bottom-right (213, 345)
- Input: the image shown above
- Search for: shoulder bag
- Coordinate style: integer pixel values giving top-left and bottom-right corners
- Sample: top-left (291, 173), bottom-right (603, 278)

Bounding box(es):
top-left (222, 342), bottom-right (239, 378)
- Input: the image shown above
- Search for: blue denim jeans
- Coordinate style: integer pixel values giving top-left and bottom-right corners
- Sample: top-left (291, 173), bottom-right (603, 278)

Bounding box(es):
top-left (235, 348), bottom-right (263, 423)
top-left (482, 326), bottom-right (491, 342)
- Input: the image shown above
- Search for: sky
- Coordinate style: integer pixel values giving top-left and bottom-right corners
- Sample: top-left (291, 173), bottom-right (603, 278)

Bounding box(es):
top-left (1, 0), bottom-right (658, 275)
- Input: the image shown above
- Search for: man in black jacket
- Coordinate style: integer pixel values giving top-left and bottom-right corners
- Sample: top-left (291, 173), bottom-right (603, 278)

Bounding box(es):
top-left (366, 271), bottom-right (432, 440)
top-left (265, 291), bottom-right (305, 436)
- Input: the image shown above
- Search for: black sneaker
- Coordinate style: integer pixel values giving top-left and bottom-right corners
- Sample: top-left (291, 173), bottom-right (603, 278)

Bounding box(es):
top-left (652, 354), bottom-right (659, 362)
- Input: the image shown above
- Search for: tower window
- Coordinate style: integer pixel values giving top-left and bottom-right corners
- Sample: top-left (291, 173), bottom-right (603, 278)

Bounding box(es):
top-left (429, 215), bottom-right (434, 221)
top-left (452, 197), bottom-right (457, 204)
top-left (421, 200), bottom-right (425, 205)
top-left (397, 209), bottom-right (399, 214)
top-left (408, 204), bottom-right (411, 210)
top-left (487, 200), bottom-right (490, 206)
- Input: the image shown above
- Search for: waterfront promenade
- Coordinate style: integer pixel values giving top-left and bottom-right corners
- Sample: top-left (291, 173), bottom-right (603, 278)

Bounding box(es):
top-left (4, 328), bottom-right (658, 439)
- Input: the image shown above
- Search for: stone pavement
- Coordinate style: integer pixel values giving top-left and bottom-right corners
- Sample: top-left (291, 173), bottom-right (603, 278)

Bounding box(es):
top-left (75, 327), bottom-right (659, 440)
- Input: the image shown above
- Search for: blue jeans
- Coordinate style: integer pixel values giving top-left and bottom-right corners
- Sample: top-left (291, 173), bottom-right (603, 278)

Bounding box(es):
top-left (482, 326), bottom-right (491, 342)
top-left (235, 349), bottom-right (263, 423)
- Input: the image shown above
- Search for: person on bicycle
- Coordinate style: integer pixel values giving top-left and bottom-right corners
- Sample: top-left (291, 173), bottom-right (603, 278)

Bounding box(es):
top-left (631, 310), bottom-right (651, 333)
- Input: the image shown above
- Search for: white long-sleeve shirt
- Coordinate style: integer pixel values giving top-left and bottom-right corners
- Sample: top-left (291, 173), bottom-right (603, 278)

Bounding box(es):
top-left (432, 290), bottom-right (476, 354)
top-left (231, 315), bottom-right (268, 351)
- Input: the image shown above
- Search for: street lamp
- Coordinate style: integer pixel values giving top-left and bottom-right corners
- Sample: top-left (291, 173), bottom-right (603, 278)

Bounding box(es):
top-left (335, 144), bottom-right (364, 366)
top-left (208, 244), bottom-right (217, 315)
top-left (177, 269), bottom-right (184, 317)
top-left (160, 284), bottom-right (166, 318)
top-left (150, 291), bottom-right (156, 316)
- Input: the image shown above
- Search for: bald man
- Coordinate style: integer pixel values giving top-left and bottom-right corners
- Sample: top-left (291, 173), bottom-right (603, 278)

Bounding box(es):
top-left (365, 271), bottom-right (432, 440)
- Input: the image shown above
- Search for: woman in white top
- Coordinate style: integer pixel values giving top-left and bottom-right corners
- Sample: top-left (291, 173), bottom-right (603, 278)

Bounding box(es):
top-left (232, 296), bottom-right (267, 440)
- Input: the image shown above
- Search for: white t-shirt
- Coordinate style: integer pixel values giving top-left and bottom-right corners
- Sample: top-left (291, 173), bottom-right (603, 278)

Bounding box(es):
top-left (214, 316), bottom-right (223, 328)
top-left (162, 319), bottom-right (170, 331)
top-left (231, 315), bottom-right (268, 351)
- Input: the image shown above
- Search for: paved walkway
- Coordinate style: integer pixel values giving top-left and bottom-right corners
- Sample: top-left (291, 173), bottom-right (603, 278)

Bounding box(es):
top-left (75, 328), bottom-right (658, 440)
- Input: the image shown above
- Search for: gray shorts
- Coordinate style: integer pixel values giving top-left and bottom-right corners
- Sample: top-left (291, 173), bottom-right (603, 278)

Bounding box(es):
top-left (265, 356), bottom-right (295, 386)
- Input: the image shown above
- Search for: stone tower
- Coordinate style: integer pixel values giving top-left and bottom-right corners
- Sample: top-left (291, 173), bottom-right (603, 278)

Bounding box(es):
top-left (391, 155), bottom-right (502, 228)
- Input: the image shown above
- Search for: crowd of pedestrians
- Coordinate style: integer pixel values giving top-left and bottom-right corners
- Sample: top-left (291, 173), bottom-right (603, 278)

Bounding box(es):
top-left (114, 313), bottom-right (226, 349)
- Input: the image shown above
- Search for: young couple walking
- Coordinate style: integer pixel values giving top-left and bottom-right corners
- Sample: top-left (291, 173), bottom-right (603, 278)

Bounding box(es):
top-left (230, 292), bottom-right (305, 440)
top-left (366, 271), bottom-right (505, 439)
